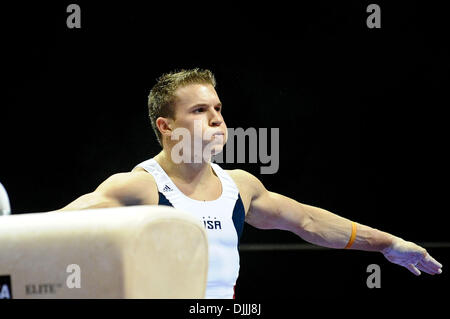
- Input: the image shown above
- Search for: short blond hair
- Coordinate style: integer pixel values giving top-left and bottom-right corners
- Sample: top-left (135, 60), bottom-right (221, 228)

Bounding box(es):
top-left (148, 68), bottom-right (217, 147)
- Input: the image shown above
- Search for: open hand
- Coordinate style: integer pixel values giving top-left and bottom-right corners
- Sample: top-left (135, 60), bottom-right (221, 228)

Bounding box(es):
top-left (381, 238), bottom-right (443, 276)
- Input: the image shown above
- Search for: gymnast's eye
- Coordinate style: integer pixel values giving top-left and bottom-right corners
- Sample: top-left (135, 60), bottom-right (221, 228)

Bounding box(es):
top-left (193, 108), bottom-right (205, 113)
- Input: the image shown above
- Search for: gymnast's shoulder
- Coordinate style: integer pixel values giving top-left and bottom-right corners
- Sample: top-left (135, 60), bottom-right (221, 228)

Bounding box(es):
top-left (226, 169), bottom-right (266, 193)
top-left (99, 169), bottom-right (158, 205)
top-left (57, 170), bottom-right (157, 211)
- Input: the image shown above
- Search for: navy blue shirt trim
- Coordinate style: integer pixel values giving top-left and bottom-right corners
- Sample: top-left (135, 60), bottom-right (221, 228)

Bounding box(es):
top-left (232, 194), bottom-right (245, 246)
top-left (158, 192), bottom-right (173, 207)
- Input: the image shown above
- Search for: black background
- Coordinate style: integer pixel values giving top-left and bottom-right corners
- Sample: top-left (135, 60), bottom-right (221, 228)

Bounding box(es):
top-left (1, 0), bottom-right (449, 303)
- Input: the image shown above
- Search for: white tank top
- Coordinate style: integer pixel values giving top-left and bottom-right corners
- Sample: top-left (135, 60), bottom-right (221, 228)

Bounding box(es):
top-left (135, 158), bottom-right (245, 299)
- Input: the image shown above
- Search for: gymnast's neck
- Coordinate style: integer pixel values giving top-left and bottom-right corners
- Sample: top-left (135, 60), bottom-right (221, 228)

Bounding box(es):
top-left (153, 150), bottom-right (217, 185)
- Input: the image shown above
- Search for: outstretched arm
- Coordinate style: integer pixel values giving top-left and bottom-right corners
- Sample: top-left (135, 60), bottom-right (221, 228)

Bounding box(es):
top-left (240, 170), bottom-right (443, 276)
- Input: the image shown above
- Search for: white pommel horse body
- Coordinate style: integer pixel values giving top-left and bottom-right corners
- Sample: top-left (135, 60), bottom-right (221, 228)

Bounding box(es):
top-left (0, 205), bottom-right (209, 299)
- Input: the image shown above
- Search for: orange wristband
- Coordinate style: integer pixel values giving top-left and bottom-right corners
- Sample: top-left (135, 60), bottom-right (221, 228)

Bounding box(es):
top-left (344, 222), bottom-right (357, 249)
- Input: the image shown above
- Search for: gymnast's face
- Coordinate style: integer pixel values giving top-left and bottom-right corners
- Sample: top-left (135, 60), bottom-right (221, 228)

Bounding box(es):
top-left (169, 83), bottom-right (228, 156)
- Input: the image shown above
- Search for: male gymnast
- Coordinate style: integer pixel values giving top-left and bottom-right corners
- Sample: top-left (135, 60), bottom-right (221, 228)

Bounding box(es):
top-left (59, 69), bottom-right (443, 299)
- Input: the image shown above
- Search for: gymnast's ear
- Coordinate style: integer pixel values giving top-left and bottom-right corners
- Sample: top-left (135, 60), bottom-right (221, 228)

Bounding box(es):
top-left (156, 117), bottom-right (174, 138)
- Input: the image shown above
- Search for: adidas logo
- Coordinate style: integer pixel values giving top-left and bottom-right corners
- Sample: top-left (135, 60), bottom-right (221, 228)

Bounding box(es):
top-left (162, 185), bottom-right (173, 192)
